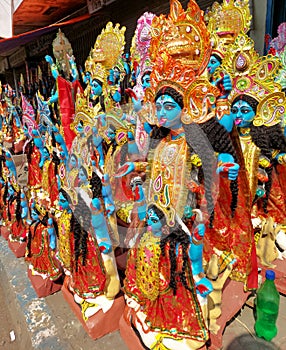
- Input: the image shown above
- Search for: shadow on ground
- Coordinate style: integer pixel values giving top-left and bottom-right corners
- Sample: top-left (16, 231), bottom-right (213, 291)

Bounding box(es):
top-left (224, 334), bottom-right (280, 350)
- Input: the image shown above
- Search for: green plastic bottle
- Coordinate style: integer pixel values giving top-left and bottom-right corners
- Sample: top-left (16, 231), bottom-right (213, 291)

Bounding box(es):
top-left (254, 270), bottom-right (280, 341)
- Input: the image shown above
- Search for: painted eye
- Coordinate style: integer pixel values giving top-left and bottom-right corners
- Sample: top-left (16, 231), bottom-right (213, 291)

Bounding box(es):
top-left (165, 104), bottom-right (176, 111)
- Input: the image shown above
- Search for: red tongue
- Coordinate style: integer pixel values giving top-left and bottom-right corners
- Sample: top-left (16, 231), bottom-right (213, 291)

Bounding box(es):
top-left (235, 119), bottom-right (242, 125)
top-left (134, 186), bottom-right (140, 200)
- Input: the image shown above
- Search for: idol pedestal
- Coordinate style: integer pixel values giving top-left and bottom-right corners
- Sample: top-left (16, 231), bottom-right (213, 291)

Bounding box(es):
top-left (0, 225), bottom-right (10, 240)
top-left (207, 279), bottom-right (250, 350)
top-left (119, 306), bottom-right (207, 350)
top-left (61, 276), bottom-right (125, 340)
top-left (8, 239), bottom-right (27, 258)
top-left (27, 268), bottom-right (63, 298)
top-left (119, 307), bottom-right (145, 350)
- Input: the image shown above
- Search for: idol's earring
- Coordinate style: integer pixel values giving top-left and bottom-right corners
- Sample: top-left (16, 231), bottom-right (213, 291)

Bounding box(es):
top-left (181, 109), bottom-right (192, 124)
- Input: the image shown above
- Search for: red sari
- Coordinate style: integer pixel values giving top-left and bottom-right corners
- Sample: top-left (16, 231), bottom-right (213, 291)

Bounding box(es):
top-left (256, 165), bottom-right (286, 225)
top-left (25, 221), bottom-right (62, 280)
top-left (69, 232), bottom-right (107, 299)
top-left (124, 231), bottom-right (208, 342)
top-left (203, 171), bottom-right (258, 290)
top-left (28, 145), bottom-right (42, 189)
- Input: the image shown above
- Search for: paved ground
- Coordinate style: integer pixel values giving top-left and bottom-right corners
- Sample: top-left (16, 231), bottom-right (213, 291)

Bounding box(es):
top-left (0, 279), bottom-right (21, 349)
top-left (1, 235), bottom-right (286, 350)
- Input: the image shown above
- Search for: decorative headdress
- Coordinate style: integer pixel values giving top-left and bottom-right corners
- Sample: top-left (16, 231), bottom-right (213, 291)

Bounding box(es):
top-left (182, 78), bottom-right (220, 124)
top-left (269, 23), bottom-right (286, 90)
top-left (216, 32), bottom-right (285, 126)
top-left (92, 22), bottom-right (126, 70)
top-left (99, 112), bottom-right (130, 146)
top-left (269, 22), bottom-right (286, 54)
top-left (85, 58), bottom-right (108, 85)
top-left (149, 0), bottom-right (211, 76)
top-left (36, 92), bottom-right (53, 128)
top-left (145, 0), bottom-right (218, 124)
top-left (83, 22), bottom-right (126, 111)
top-left (274, 46), bottom-right (286, 90)
top-left (21, 94), bottom-right (37, 136)
top-left (85, 22), bottom-right (126, 83)
top-left (71, 99), bottom-right (95, 138)
top-left (206, 0), bottom-right (252, 59)
top-left (60, 185), bottom-right (78, 206)
top-left (52, 29), bottom-right (73, 79)
top-left (130, 12), bottom-right (156, 85)
top-left (74, 88), bottom-right (102, 122)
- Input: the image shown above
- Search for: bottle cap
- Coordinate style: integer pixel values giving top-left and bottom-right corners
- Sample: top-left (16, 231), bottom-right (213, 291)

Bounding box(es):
top-left (266, 270), bottom-right (275, 280)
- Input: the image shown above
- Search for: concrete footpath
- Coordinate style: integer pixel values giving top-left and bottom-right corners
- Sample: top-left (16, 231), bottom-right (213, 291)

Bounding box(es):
top-left (0, 236), bottom-right (70, 350)
top-left (1, 235), bottom-right (286, 350)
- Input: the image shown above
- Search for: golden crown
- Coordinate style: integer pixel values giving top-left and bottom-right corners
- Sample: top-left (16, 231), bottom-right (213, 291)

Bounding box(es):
top-left (206, 0), bottom-right (252, 43)
top-left (91, 22), bottom-right (126, 70)
top-left (150, 0), bottom-right (211, 77)
top-left (206, 0), bottom-right (252, 60)
top-left (216, 32), bottom-right (285, 126)
top-left (145, 0), bottom-right (217, 125)
top-left (52, 29), bottom-right (73, 79)
top-left (146, 0), bottom-right (211, 103)
top-left (74, 89), bottom-right (102, 122)
top-left (85, 58), bottom-right (108, 84)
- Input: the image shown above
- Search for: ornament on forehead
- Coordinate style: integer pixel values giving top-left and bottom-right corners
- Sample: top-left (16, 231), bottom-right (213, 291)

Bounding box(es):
top-left (217, 31), bottom-right (285, 126)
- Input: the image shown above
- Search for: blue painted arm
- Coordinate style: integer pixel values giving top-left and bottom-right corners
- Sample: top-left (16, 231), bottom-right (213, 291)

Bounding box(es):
top-left (91, 198), bottom-right (112, 254)
top-left (101, 174), bottom-right (116, 217)
top-left (48, 218), bottom-right (56, 250)
top-left (20, 193), bottom-right (28, 219)
top-left (217, 153), bottom-right (239, 180)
